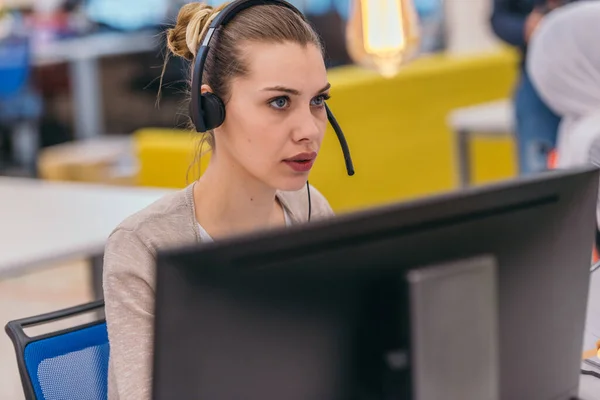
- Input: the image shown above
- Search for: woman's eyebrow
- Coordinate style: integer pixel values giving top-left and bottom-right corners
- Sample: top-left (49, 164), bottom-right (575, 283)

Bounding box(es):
top-left (261, 83), bottom-right (331, 96)
top-left (316, 83), bottom-right (331, 94)
top-left (262, 86), bottom-right (300, 95)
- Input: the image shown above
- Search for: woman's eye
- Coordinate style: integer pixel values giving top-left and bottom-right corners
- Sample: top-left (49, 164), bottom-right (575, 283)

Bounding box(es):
top-left (270, 97), bottom-right (289, 109)
top-left (311, 94), bottom-right (330, 107)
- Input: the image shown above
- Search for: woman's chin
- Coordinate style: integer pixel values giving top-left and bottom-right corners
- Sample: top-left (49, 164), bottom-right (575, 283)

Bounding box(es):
top-left (275, 176), bottom-right (309, 192)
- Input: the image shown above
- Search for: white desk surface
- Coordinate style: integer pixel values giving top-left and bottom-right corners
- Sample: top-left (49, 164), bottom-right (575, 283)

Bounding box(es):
top-left (32, 30), bottom-right (159, 66)
top-left (448, 99), bottom-right (514, 133)
top-left (580, 360), bottom-right (600, 399)
top-left (0, 177), bottom-right (172, 278)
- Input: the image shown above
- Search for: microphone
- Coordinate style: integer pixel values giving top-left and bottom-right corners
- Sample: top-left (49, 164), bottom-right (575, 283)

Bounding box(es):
top-left (325, 103), bottom-right (355, 176)
top-left (307, 103), bottom-right (354, 222)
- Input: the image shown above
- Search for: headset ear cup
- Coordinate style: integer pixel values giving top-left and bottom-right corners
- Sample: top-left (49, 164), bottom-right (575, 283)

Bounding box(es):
top-left (200, 93), bottom-right (226, 131)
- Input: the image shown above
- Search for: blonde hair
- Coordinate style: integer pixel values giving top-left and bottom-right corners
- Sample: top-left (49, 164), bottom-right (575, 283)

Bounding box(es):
top-left (160, 1), bottom-right (323, 180)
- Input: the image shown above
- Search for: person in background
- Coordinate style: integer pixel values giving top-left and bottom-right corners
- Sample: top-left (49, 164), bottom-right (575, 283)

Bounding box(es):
top-left (527, 0), bottom-right (600, 251)
top-left (490, 0), bottom-right (569, 175)
top-left (527, 1), bottom-right (600, 366)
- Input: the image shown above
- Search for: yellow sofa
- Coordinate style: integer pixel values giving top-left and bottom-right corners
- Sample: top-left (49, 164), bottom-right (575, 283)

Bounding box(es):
top-left (135, 48), bottom-right (519, 213)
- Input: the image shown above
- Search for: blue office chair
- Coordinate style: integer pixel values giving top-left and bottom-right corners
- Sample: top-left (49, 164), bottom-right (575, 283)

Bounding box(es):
top-left (5, 300), bottom-right (109, 400)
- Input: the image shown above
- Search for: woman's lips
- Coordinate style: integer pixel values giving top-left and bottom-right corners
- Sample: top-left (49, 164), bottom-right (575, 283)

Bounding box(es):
top-left (283, 159), bottom-right (315, 172)
top-left (283, 152), bottom-right (317, 172)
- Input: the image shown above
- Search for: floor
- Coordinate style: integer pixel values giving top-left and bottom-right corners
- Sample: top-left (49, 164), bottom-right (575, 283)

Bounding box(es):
top-left (0, 260), bottom-right (93, 399)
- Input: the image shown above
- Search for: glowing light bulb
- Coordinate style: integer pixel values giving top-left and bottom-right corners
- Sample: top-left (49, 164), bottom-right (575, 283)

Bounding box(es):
top-left (346, 0), bottom-right (421, 78)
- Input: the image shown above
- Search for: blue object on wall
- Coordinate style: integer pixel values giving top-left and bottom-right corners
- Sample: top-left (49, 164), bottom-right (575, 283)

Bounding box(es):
top-left (305, 0), bottom-right (333, 15)
top-left (333, 0), bottom-right (351, 20)
top-left (414, 0), bottom-right (441, 18)
top-left (85, 0), bottom-right (169, 30)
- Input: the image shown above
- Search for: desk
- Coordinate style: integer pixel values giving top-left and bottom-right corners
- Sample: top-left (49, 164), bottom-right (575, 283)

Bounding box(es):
top-left (447, 100), bottom-right (514, 188)
top-left (32, 30), bottom-right (158, 140)
top-left (580, 361), bottom-right (600, 399)
top-left (0, 177), bottom-right (171, 297)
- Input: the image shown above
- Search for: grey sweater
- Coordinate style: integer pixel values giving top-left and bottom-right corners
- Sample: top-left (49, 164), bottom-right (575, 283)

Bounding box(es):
top-left (103, 183), bottom-right (334, 400)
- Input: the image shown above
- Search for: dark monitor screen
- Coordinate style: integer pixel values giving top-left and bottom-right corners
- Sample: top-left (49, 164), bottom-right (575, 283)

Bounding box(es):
top-left (153, 167), bottom-right (599, 400)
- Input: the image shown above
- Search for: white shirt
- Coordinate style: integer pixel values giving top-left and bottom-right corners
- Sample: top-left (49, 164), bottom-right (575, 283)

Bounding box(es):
top-left (196, 208), bottom-right (293, 242)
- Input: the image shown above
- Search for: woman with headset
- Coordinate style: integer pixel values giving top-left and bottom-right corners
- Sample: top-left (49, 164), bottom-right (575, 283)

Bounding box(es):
top-left (103, 1), bottom-right (353, 398)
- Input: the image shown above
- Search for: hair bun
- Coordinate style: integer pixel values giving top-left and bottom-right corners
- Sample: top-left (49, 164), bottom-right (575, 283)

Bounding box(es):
top-left (167, 2), bottom-right (224, 61)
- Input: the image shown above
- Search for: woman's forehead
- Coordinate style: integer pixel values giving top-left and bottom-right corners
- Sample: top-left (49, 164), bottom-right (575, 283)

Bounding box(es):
top-left (240, 41), bottom-right (327, 90)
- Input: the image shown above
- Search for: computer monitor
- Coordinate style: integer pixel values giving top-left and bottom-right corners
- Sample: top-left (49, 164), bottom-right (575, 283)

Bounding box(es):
top-left (152, 167), bottom-right (599, 400)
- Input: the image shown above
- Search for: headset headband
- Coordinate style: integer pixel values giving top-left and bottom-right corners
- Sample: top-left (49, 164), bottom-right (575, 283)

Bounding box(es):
top-left (191, 0), bottom-right (302, 132)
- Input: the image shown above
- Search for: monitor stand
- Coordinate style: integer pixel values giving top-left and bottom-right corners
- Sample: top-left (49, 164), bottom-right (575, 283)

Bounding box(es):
top-left (407, 255), bottom-right (500, 400)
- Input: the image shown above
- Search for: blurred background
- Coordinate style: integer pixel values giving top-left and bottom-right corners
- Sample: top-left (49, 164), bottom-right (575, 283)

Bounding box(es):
top-left (0, 0), bottom-right (532, 397)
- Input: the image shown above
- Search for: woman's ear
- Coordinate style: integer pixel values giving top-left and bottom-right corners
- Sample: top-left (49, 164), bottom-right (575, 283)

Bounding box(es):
top-left (200, 84), bottom-right (213, 95)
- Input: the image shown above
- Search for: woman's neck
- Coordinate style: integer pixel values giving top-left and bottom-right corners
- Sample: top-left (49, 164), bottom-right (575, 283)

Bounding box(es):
top-left (192, 157), bottom-right (285, 239)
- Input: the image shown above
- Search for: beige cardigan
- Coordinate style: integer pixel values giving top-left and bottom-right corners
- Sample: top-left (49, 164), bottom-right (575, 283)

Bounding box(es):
top-left (103, 183), bottom-right (334, 400)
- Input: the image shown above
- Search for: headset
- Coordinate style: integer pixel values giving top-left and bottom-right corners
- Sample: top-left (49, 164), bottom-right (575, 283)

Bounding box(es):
top-left (189, 0), bottom-right (354, 221)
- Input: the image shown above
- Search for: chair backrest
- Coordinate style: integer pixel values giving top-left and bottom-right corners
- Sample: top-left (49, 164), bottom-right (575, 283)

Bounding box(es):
top-left (5, 300), bottom-right (109, 400)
